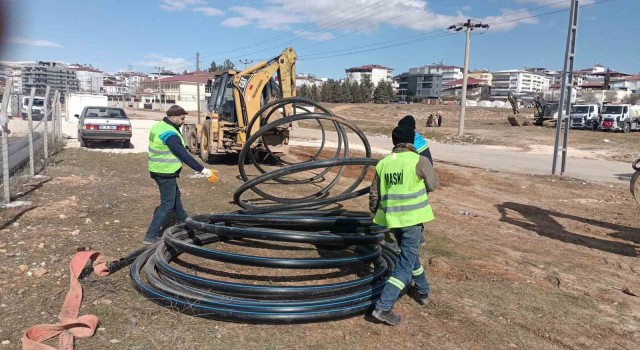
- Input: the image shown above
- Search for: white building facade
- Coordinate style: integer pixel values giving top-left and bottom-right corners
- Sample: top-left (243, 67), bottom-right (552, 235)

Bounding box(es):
top-left (491, 70), bottom-right (550, 99)
top-left (69, 66), bottom-right (104, 94)
top-left (345, 65), bottom-right (393, 86)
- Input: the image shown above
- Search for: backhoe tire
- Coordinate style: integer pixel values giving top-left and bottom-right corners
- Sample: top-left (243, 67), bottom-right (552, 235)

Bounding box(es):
top-left (199, 120), bottom-right (212, 163)
top-left (186, 130), bottom-right (198, 154)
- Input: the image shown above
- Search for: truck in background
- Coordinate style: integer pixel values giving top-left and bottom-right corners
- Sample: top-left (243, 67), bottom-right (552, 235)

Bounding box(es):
top-left (569, 103), bottom-right (601, 130)
top-left (66, 93), bottom-right (108, 123)
top-left (20, 96), bottom-right (46, 120)
top-left (598, 104), bottom-right (640, 133)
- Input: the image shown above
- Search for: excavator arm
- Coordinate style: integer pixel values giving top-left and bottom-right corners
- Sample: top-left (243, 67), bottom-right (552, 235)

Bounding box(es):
top-left (232, 47), bottom-right (297, 138)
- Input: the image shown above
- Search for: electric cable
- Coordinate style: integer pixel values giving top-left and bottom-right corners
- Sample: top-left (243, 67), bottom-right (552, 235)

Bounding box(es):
top-left (129, 98), bottom-right (397, 323)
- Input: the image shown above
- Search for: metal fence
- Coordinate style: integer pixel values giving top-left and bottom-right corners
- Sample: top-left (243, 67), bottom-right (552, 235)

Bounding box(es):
top-left (0, 78), bottom-right (64, 206)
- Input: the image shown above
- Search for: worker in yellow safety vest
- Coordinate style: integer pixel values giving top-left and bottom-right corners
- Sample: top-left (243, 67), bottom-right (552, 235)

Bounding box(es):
top-left (369, 125), bottom-right (439, 326)
top-left (143, 105), bottom-right (218, 245)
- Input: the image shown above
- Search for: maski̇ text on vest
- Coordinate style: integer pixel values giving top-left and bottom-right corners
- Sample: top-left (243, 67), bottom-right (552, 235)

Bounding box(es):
top-left (384, 170), bottom-right (404, 186)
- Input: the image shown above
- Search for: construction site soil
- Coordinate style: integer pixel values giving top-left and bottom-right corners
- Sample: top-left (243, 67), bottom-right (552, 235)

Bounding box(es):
top-left (313, 103), bottom-right (640, 163)
top-left (0, 144), bottom-right (639, 349)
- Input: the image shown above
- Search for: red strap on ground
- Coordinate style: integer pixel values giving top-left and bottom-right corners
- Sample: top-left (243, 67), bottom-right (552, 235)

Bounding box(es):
top-left (22, 251), bottom-right (110, 350)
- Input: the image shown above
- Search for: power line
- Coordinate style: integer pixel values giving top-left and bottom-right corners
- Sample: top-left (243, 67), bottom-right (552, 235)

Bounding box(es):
top-left (296, 0), bottom-right (448, 55)
top-left (213, 0), bottom-right (398, 56)
top-left (298, 0), bottom-right (616, 61)
top-left (226, 0), bottom-right (425, 60)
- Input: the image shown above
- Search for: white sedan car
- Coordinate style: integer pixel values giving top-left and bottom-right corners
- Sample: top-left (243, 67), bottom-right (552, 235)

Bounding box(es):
top-left (76, 106), bottom-right (132, 148)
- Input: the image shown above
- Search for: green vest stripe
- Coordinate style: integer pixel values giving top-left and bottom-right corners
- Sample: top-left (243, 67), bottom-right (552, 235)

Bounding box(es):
top-left (381, 188), bottom-right (427, 201)
top-left (381, 199), bottom-right (430, 213)
top-left (148, 147), bottom-right (173, 155)
top-left (148, 121), bottom-right (185, 174)
top-left (148, 157), bottom-right (181, 164)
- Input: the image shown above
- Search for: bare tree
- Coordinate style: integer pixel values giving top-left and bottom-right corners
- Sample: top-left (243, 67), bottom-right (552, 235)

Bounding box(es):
top-left (604, 90), bottom-right (619, 103)
top-left (621, 93), bottom-right (640, 105)
top-left (580, 91), bottom-right (598, 103)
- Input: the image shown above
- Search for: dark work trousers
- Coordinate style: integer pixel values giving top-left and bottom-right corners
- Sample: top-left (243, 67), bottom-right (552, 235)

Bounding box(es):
top-left (143, 177), bottom-right (188, 241)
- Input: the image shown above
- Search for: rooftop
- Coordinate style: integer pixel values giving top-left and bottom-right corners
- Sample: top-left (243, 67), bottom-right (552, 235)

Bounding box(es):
top-left (158, 71), bottom-right (213, 83)
top-left (346, 64), bottom-right (393, 72)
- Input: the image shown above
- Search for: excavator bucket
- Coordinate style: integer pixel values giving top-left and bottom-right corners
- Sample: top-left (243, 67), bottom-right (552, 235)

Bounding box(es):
top-left (507, 115), bottom-right (530, 126)
top-left (630, 158), bottom-right (640, 205)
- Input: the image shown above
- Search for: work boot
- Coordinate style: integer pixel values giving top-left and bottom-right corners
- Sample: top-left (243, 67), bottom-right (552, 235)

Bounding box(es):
top-left (416, 293), bottom-right (430, 306)
top-left (372, 309), bottom-right (402, 326)
top-left (142, 237), bottom-right (160, 245)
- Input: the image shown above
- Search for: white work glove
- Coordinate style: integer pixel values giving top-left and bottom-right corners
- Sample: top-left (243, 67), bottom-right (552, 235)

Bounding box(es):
top-left (200, 168), bottom-right (219, 184)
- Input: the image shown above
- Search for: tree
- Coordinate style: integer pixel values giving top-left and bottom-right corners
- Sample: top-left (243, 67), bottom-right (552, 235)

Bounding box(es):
top-left (341, 80), bottom-right (352, 103)
top-left (320, 81), bottom-right (331, 102)
top-left (385, 81), bottom-right (395, 102)
top-left (621, 93), bottom-right (640, 105)
top-left (208, 60), bottom-right (218, 73)
top-left (580, 91), bottom-right (598, 103)
top-left (222, 59), bottom-right (236, 70)
top-left (298, 84), bottom-right (309, 99)
top-left (604, 90), bottom-right (619, 103)
top-left (349, 80), bottom-right (362, 103)
top-left (373, 81), bottom-right (393, 104)
top-left (310, 84), bottom-right (320, 102)
top-left (360, 76), bottom-right (374, 103)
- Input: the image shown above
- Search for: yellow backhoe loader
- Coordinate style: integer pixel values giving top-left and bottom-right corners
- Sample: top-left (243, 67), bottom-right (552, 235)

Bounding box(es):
top-left (182, 47), bottom-right (297, 162)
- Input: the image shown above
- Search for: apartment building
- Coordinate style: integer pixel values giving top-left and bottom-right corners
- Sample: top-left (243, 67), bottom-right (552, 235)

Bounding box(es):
top-left (345, 64), bottom-right (393, 86)
top-left (21, 61), bottom-right (78, 96)
top-left (490, 70), bottom-right (550, 99)
top-left (409, 65), bottom-right (463, 85)
top-left (68, 65), bottom-right (104, 94)
top-left (395, 72), bottom-right (443, 100)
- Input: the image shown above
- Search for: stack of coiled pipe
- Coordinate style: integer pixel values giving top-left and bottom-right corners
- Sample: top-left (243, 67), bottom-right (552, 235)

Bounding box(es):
top-left (130, 98), bottom-right (397, 323)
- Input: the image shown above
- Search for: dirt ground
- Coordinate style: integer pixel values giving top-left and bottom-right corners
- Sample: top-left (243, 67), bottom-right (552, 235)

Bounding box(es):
top-left (315, 103), bottom-right (640, 163)
top-left (0, 143), bottom-right (638, 350)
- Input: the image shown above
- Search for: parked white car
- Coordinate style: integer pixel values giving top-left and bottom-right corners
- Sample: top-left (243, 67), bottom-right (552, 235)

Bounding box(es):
top-left (76, 106), bottom-right (132, 148)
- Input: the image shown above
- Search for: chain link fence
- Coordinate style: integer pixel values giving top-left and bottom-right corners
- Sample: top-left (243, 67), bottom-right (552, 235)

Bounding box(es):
top-left (0, 78), bottom-right (65, 207)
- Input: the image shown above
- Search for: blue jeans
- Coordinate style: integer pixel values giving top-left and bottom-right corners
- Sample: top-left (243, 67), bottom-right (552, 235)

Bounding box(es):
top-left (375, 224), bottom-right (430, 311)
top-left (144, 177), bottom-right (188, 241)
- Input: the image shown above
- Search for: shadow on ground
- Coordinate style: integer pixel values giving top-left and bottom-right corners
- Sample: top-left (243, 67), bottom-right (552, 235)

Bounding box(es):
top-left (496, 201), bottom-right (639, 257)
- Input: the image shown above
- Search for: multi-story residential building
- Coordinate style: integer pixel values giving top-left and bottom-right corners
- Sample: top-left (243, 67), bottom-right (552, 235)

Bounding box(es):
top-left (21, 61), bottom-right (78, 96)
top-left (68, 65), bottom-right (103, 93)
top-left (115, 72), bottom-right (148, 94)
top-left (345, 64), bottom-right (393, 86)
top-left (296, 74), bottom-right (324, 87)
top-left (490, 70), bottom-right (550, 99)
top-left (394, 72), bottom-right (443, 100)
top-left (610, 74), bottom-right (640, 92)
top-left (409, 64), bottom-right (463, 85)
top-left (469, 70), bottom-right (492, 86)
top-left (139, 71), bottom-right (213, 107)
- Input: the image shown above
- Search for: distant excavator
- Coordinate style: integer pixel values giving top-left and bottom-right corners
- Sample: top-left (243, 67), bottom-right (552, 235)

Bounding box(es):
top-left (507, 93), bottom-right (530, 126)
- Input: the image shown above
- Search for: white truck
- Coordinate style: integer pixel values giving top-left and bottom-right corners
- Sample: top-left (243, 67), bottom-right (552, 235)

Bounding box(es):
top-left (569, 103), bottom-right (600, 130)
top-left (20, 96), bottom-right (46, 120)
top-left (66, 93), bottom-right (108, 123)
top-left (598, 104), bottom-right (640, 133)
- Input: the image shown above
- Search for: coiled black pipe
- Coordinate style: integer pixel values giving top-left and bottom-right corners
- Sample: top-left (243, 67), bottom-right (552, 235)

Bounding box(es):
top-left (129, 98), bottom-right (394, 323)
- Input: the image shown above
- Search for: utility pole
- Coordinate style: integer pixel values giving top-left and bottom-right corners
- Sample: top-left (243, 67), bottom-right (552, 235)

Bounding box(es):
top-left (448, 20), bottom-right (489, 136)
top-left (128, 64), bottom-right (133, 105)
top-left (196, 52), bottom-right (201, 124)
top-left (552, 0), bottom-right (579, 175)
top-left (239, 59), bottom-right (253, 70)
top-left (155, 66), bottom-right (164, 111)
